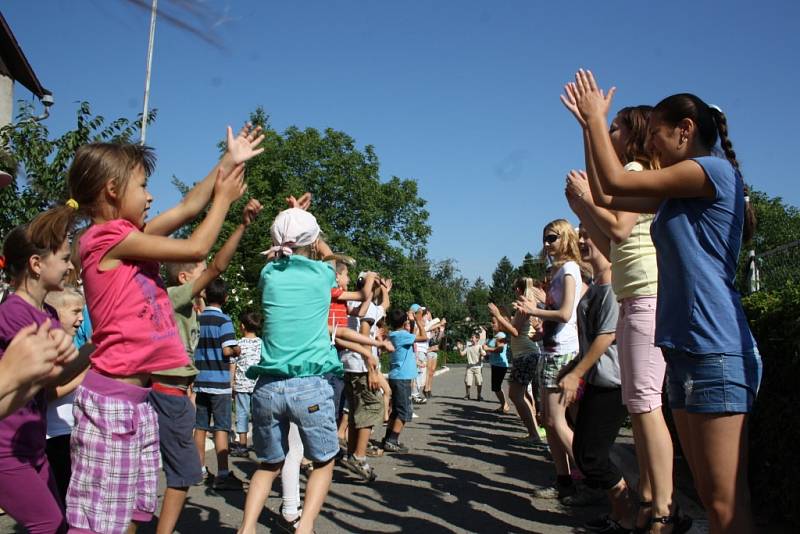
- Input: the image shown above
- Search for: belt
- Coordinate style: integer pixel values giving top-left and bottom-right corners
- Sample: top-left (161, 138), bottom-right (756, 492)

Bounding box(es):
top-left (152, 382), bottom-right (189, 397)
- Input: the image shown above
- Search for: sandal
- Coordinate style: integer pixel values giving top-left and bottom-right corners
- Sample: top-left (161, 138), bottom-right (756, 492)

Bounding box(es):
top-left (651, 506), bottom-right (692, 534)
top-left (632, 500), bottom-right (652, 534)
top-left (366, 443), bottom-right (384, 457)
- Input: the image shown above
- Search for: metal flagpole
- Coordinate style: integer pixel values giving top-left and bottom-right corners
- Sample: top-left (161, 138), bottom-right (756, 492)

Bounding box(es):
top-left (140, 0), bottom-right (158, 144)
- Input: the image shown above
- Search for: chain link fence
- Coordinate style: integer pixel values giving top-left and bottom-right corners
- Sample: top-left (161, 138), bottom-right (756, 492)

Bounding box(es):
top-left (746, 239), bottom-right (800, 293)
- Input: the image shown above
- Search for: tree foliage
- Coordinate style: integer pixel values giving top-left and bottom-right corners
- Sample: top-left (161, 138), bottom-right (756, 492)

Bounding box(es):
top-left (0, 101), bottom-right (154, 237)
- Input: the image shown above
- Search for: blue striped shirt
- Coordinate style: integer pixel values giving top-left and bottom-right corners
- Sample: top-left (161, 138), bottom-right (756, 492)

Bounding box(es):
top-left (194, 306), bottom-right (238, 393)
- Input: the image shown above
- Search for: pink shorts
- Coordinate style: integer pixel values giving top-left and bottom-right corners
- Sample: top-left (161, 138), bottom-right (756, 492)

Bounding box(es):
top-left (617, 296), bottom-right (666, 414)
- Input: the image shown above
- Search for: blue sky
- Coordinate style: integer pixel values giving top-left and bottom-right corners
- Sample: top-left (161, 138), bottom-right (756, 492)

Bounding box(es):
top-left (4, 1), bottom-right (799, 282)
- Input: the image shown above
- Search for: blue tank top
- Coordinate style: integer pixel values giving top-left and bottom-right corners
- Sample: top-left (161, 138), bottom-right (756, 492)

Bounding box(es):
top-left (650, 156), bottom-right (756, 354)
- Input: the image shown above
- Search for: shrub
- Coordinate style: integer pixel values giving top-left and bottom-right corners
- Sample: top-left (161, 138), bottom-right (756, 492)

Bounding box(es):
top-left (743, 283), bottom-right (800, 527)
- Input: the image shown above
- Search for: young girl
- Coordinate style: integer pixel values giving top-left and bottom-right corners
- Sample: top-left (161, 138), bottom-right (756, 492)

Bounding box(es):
top-left (65, 126), bottom-right (261, 533)
top-left (572, 69), bottom-right (759, 534)
top-left (488, 280), bottom-right (545, 444)
top-left (515, 219), bottom-right (583, 500)
top-left (0, 209), bottom-right (90, 534)
top-left (561, 93), bottom-right (677, 533)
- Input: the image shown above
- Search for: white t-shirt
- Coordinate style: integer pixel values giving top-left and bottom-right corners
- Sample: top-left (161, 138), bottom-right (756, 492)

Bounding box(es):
top-left (542, 260), bottom-right (582, 354)
top-left (341, 302), bottom-right (383, 373)
top-left (46, 391), bottom-right (76, 439)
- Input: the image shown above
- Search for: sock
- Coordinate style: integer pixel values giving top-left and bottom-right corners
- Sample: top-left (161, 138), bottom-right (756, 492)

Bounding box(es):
top-left (201, 465), bottom-right (208, 475)
top-left (218, 469), bottom-right (230, 477)
top-left (353, 455), bottom-right (366, 462)
top-left (557, 475), bottom-right (573, 487)
top-left (282, 505), bottom-right (299, 521)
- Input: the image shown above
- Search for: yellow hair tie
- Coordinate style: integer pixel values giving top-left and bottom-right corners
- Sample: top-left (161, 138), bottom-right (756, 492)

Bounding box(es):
top-left (66, 198), bottom-right (79, 210)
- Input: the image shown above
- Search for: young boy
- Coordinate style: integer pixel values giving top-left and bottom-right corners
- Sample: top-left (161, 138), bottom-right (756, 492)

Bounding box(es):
top-left (192, 277), bottom-right (241, 490)
top-left (458, 327), bottom-right (487, 401)
top-left (152, 198), bottom-right (261, 534)
top-left (230, 311), bottom-right (263, 457)
top-left (239, 206), bottom-right (345, 534)
top-left (382, 307), bottom-right (428, 453)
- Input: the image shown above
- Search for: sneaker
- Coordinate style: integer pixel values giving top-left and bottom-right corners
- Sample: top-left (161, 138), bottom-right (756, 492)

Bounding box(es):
top-left (412, 395), bottom-right (427, 405)
top-left (531, 482), bottom-right (576, 500)
top-left (212, 471), bottom-right (244, 491)
top-left (412, 412), bottom-right (419, 418)
top-left (463, 395), bottom-right (471, 400)
top-left (382, 440), bottom-right (408, 453)
top-left (194, 468), bottom-right (212, 486)
top-left (229, 444), bottom-right (250, 458)
top-left (340, 455), bottom-right (377, 483)
top-left (560, 484), bottom-right (606, 506)
top-left (477, 396), bottom-right (485, 401)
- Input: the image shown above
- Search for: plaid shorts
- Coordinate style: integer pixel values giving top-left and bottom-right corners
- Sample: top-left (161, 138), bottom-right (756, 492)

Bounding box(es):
top-left (67, 371), bottom-right (160, 534)
top-left (538, 351), bottom-right (578, 389)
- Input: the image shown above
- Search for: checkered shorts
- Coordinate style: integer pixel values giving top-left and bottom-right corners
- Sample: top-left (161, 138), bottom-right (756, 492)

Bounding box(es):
top-left (538, 351), bottom-right (578, 389)
top-left (67, 371), bottom-right (160, 534)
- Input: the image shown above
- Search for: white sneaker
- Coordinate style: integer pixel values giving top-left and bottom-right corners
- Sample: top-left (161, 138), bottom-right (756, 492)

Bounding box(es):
top-left (412, 413), bottom-right (419, 418)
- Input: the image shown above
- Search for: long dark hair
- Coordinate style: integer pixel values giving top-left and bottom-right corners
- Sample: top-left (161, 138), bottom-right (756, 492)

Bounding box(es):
top-left (616, 105), bottom-right (657, 169)
top-left (653, 93), bottom-right (756, 242)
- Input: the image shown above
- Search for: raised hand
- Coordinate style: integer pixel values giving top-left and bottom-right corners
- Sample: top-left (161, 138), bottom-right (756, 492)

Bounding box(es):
top-left (573, 69), bottom-right (616, 123)
top-left (487, 302), bottom-right (499, 316)
top-left (559, 82), bottom-right (587, 128)
top-left (512, 296), bottom-right (538, 315)
top-left (3, 322), bottom-right (59, 385)
top-left (565, 169), bottom-right (590, 199)
top-left (242, 198), bottom-right (263, 226)
top-left (226, 123), bottom-right (265, 165)
top-left (286, 192), bottom-right (312, 210)
top-left (214, 163), bottom-right (247, 204)
top-left (381, 340), bottom-right (395, 353)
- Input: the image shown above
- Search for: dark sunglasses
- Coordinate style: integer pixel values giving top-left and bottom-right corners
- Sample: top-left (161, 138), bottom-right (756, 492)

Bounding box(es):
top-left (543, 234), bottom-right (560, 244)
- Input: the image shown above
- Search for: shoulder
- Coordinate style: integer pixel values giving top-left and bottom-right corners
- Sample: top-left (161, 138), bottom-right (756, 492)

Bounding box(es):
top-left (168, 282), bottom-right (194, 308)
top-left (562, 261), bottom-right (581, 278)
top-left (690, 156), bottom-right (737, 200)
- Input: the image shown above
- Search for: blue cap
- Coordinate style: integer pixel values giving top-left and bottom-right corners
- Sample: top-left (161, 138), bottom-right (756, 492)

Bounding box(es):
top-left (410, 304), bottom-right (421, 312)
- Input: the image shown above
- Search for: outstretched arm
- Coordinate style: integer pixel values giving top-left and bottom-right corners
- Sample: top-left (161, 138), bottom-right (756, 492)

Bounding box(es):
top-left (488, 303), bottom-right (519, 337)
top-left (146, 125), bottom-right (264, 236)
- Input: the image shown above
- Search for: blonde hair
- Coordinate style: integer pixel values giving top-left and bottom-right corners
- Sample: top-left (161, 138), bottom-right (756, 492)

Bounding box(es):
top-left (542, 219), bottom-right (582, 270)
top-left (513, 277), bottom-right (536, 300)
top-left (45, 285), bottom-right (84, 310)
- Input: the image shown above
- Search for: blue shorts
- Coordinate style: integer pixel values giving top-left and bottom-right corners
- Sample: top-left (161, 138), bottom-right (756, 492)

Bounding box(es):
top-left (388, 379), bottom-right (414, 423)
top-left (251, 375), bottom-right (339, 464)
top-left (663, 348), bottom-right (762, 414)
top-left (148, 390), bottom-right (202, 487)
top-left (234, 392), bottom-right (253, 434)
top-left (195, 392), bottom-right (232, 432)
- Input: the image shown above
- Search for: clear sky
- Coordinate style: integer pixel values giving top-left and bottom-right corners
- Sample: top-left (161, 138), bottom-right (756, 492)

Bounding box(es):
top-left (4, 1), bottom-right (799, 282)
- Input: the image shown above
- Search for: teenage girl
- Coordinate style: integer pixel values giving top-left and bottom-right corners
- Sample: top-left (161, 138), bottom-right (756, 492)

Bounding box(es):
top-left (0, 209), bottom-right (90, 533)
top-left (64, 126), bottom-right (262, 533)
top-left (515, 219), bottom-right (583, 499)
top-left (562, 90), bottom-right (678, 533)
top-left (572, 69), bottom-right (759, 534)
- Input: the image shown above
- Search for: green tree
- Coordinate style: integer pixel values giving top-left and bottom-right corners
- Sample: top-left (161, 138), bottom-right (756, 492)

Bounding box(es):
top-left (489, 256), bottom-right (517, 308)
top-left (0, 101), bottom-right (154, 237)
top-left (518, 251), bottom-right (546, 281)
top-left (462, 277), bottom-right (491, 339)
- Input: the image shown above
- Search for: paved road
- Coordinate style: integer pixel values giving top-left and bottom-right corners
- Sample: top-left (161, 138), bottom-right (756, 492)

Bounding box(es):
top-left (2, 365), bottom-right (717, 533)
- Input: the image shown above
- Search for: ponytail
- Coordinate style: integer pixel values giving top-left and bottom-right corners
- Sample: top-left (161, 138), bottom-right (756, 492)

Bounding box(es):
top-left (709, 106), bottom-right (756, 243)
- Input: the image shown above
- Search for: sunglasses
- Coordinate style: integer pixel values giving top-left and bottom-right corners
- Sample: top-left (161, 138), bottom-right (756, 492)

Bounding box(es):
top-left (543, 234), bottom-right (560, 244)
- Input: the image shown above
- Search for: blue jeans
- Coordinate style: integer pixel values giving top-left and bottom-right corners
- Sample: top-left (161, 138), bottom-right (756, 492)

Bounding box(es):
top-left (664, 348), bottom-right (762, 413)
top-left (251, 375), bottom-right (338, 464)
top-left (234, 392), bottom-right (253, 434)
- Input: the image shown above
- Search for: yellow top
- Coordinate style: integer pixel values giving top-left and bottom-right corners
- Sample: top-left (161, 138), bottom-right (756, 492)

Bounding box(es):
top-left (609, 162), bottom-right (658, 299)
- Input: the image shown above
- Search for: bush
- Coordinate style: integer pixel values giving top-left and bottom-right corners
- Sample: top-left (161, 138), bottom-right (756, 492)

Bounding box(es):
top-left (743, 284), bottom-right (800, 527)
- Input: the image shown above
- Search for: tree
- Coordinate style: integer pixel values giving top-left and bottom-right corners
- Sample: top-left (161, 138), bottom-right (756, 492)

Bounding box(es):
top-left (489, 256), bottom-right (517, 308)
top-left (461, 277), bottom-right (491, 338)
top-left (0, 101), bottom-right (154, 237)
top-left (518, 251), bottom-right (547, 281)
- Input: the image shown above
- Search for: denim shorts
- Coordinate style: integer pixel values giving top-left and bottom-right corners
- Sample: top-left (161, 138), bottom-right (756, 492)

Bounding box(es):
top-left (388, 378), bottom-right (414, 422)
top-left (234, 392), bottom-right (253, 434)
top-left (251, 375), bottom-right (339, 464)
top-left (194, 392), bottom-right (232, 432)
top-left (664, 348), bottom-right (762, 414)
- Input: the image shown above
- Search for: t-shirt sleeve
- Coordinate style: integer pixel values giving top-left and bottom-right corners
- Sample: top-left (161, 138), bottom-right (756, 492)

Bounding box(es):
top-left (331, 288), bottom-right (344, 301)
top-left (83, 219), bottom-right (138, 266)
top-left (595, 286), bottom-right (619, 335)
top-left (693, 156), bottom-right (732, 203)
top-left (391, 330), bottom-right (416, 349)
top-left (220, 316), bottom-right (238, 348)
top-left (167, 282), bottom-right (195, 310)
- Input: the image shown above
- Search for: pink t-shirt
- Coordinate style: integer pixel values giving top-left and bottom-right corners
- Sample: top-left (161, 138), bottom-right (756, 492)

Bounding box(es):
top-left (80, 219), bottom-right (189, 376)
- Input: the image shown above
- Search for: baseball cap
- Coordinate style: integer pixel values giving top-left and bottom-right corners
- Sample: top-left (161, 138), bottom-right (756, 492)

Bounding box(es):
top-left (409, 303), bottom-right (421, 312)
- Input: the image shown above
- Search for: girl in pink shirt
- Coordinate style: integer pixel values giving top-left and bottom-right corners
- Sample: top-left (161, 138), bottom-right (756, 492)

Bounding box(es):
top-left (64, 126), bottom-right (263, 534)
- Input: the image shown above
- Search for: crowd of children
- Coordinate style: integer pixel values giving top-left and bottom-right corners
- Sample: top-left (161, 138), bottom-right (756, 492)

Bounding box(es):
top-left (0, 67), bottom-right (762, 534)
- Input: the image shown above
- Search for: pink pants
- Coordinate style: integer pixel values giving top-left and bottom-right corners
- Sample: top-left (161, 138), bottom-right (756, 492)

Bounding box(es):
top-left (0, 457), bottom-right (66, 533)
top-left (617, 296), bottom-right (666, 414)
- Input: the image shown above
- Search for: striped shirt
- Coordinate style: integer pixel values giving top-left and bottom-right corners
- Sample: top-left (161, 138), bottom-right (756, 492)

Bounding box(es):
top-left (194, 306), bottom-right (238, 393)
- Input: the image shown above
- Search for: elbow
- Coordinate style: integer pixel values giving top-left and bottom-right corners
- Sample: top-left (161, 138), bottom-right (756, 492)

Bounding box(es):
top-left (186, 241), bottom-right (210, 262)
top-left (609, 231), bottom-right (626, 245)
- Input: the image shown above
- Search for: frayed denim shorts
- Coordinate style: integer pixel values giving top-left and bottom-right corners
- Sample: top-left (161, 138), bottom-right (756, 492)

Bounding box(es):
top-left (663, 348), bottom-right (762, 414)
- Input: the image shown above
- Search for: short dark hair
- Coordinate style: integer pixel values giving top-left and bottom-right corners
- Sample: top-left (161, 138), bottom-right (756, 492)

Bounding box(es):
top-left (239, 310), bottom-right (262, 333)
top-left (165, 261), bottom-right (201, 286)
top-left (205, 278), bottom-right (227, 305)
top-left (387, 308), bottom-right (407, 330)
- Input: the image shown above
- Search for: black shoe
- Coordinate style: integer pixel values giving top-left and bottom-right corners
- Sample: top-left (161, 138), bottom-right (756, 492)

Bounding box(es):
top-left (463, 395), bottom-right (470, 400)
top-left (229, 444), bottom-right (250, 458)
top-left (651, 506), bottom-right (692, 534)
top-left (477, 396), bottom-right (485, 401)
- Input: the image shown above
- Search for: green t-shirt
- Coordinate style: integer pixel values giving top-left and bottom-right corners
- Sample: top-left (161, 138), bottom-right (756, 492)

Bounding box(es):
top-left (246, 255), bottom-right (342, 379)
top-left (152, 282), bottom-right (200, 379)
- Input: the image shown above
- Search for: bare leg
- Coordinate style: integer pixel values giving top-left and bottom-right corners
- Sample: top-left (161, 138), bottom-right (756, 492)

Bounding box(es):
top-left (295, 459), bottom-right (334, 534)
top-left (542, 388), bottom-right (574, 476)
top-left (425, 358), bottom-right (436, 394)
top-left (214, 430), bottom-right (230, 472)
top-left (155, 487), bottom-right (188, 534)
top-left (238, 463), bottom-right (281, 534)
top-left (237, 432), bottom-right (248, 447)
top-left (607, 478), bottom-right (635, 529)
top-left (508, 381), bottom-right (540, 436)
top-left (193, 429), bottom-right (207, 467)
top-left (631, 410), bottom-right (674, 525)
